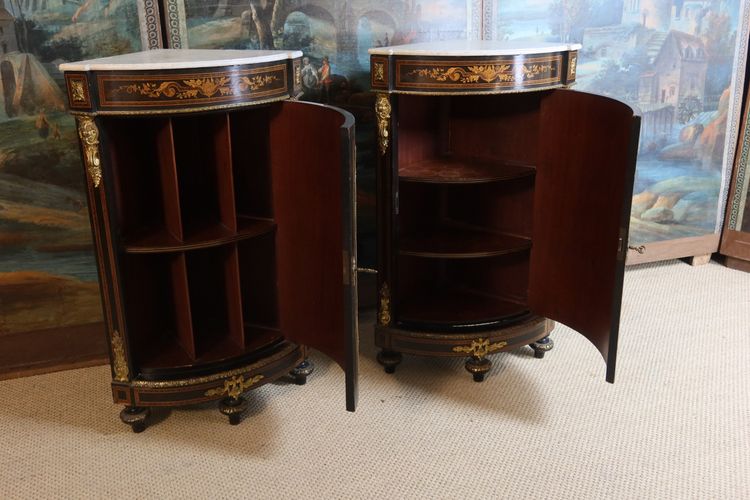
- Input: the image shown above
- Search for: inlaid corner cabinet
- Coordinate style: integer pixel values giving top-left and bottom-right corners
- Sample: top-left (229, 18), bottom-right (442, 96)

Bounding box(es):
top-left (61, 49), bottom-right (358, 432)
top-left (369, 41), bottom-right (641, 382)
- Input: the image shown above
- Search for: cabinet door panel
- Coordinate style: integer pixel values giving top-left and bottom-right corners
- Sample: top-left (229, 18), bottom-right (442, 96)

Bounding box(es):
top-left (529, 89), bottom-right (640, 382)
top-left (269, 100), bottom-right (358, 410)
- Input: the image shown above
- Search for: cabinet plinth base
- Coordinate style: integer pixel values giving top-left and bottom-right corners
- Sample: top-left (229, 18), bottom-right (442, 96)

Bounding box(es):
top-left (465, 357), bottom-right (492, 382)
top-left (120, 406), bottom-right (150, 433)
top-left (219, 396), bottom-right (248, 425)
top-left (290, 359), bottom-right (314, 385)
top-left (377, 350), bottom-right (403, 374)
top-left (375, 315), bottom-right (553, 379)
top-left (111, 342), bottom-right (304, 428)
top-left (530, 336), bottom-right (554, 358)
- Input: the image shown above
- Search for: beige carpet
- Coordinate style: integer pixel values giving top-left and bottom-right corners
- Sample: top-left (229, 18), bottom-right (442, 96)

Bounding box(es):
top-left (0, 260), bottom-right (748, 499)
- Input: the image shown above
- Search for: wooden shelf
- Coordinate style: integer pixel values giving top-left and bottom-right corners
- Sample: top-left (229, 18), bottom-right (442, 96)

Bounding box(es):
top-left (399, 157), bottom-right (535, 184)
top-left (400, 223), bottom-right (531, 258)
top-left (137, 325), bottom-right (283, 376)
top-left (397, 289), bottom-right (529, 330)
top-left (123, 216), bottom-right (276, 253)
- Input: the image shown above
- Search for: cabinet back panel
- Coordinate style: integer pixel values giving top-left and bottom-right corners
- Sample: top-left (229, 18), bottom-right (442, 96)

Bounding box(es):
top-left (397, 95), bottom-right (442, 166)
top-left (103, 118), bottom-right (178, 240)
top-left (230, 107), bottom-right (274, 219)
top-left (449, 93), bottom-right (543, 166)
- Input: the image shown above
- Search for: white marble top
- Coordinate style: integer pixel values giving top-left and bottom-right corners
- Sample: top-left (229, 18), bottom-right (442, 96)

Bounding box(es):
top-left (59, 49), bottom-right (303, 72)
top-left (369, 40), bottom-right (582, 56)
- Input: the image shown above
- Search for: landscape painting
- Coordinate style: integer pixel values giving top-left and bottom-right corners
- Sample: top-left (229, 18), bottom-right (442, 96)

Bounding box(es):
top-left (166, 0), bottom-right (478, 267)
top-left (0, 0), bottom-right (147, 366)
top-left (489, 0), bottom-right (749, 253)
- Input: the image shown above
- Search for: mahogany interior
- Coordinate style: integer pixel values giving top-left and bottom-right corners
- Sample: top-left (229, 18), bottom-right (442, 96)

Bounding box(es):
top-left (395, 93), bottom-right (544, 329)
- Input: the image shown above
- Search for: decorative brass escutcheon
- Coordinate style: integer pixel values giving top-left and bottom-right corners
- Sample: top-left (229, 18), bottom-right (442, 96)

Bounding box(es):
top-left (205, 374), bottom-right (264, 400)
top-left (375, 94), bottom-right (391, 156)
top-left (378, 282), bottom-right (391, 326)
top-left (453, 338), bottom-right (507, 359)
top-left (110, 330), bottom-right (129, 382)
top-left (77, 116), bottom-right (102, 188)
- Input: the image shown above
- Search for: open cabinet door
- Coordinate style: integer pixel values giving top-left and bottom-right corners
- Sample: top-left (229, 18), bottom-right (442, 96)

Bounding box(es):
top-left (529, 89), bottom-right (640, 383)
top-left (269, 101), bottom-right (358, 410)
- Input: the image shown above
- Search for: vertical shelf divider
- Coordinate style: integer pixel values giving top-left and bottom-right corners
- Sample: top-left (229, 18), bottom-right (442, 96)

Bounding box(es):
top-left (158, 119), bottom-right (184, 242)
top-left (216, 113), bottom-right (238, 233)
top-left (170, 252), bottom-right (197, 360)
top-left (225, 244), bottom-right (246, 349)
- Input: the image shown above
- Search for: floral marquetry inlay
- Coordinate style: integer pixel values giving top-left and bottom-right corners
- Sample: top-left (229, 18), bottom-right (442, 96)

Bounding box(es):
top-left (407, 63), bottom-right (553, 84)
top-left (205, 374), bottom-right (264, 400)
top-left (114, 75), bottom-right (278, 100)
top-left (452, 338), bottom-right (507, 359)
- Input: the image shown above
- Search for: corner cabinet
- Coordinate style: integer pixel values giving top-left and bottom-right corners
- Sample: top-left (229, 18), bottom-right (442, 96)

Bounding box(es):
top-left (61, 49), bottom-right (358, 432)
top-left (369, 41), bottom-right (640, 382)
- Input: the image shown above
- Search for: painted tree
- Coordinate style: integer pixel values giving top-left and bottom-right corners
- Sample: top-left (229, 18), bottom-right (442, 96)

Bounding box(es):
top-left (548, 0), bottom-right (591, 43)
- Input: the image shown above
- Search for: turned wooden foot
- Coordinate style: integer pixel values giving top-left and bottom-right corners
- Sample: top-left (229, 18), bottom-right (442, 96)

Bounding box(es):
top-left (465, 356), bottom-right (492, 382)
top-left (219, 396), bottom-right (248, 425)
top-left (290, 359), bottom-right (314, 385)
top-left (530, 336), bottom-right (554, 359)
top-left (120, 406), bottom-right (150, 433)
top-left (377, 350), bottom-right (402, 374)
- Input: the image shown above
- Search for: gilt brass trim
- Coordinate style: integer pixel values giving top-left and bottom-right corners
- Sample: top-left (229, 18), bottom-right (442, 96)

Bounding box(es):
top-left (204, 374), bottom-right (264, 399)
top-left (77, 116), bottom-right (102, 188)
top-left (111, 330), bottom-right (129, 382)
top-left (452, 338), bottom-right (507, 359)
top-left (130, 343), bottom-right (298, 388)
top-left (375, 94), bottom-right (391, 156)
top-left (378, 282), bottom-right (392, 326)
top-left (69, 95), bottom-right (291, 117)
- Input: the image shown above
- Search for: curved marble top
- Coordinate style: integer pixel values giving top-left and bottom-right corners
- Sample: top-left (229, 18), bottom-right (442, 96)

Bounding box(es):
top-left (369, 40), bottom-right (582, 56)
top-left (59, 49), bottom-right (303, 72)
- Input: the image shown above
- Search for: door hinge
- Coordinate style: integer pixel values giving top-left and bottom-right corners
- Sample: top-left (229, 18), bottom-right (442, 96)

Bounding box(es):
top-left (394, 191), bottom-right (399, 215)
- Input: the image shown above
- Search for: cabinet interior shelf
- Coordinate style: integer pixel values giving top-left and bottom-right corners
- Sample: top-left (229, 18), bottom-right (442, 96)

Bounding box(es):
top-left (124, 216), bottom-right (276, 254)
top-left (397, 288), bottom-right (529, 330)
top-left (399, 157), bottom-right (535, 184)
top-left (400, 222), bottom-right (531, 259)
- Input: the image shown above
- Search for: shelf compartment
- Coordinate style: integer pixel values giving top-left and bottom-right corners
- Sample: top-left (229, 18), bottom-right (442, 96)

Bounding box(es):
top-left (120, 252), bottom-right (196, 369)
top-left (137, 325), bottom-right (284, 377)
top-left (171, 113), bottom-right (237, 237)
top-left (399, 156), bottom-right (535, 184)
top-left (103, 117), bottom-right (184, 242)
top-left (185, 245), bottom-right (244, 357)
top-left (397, 289), bottom-right (529, 330)
top-left (396, 253), bottom-right (530, 331)
top-left (122, 216), bottom-right (276, 253)
top-left (398, 180), bottom-right (535, 244)
top-left (237, 233), bottom-right (280, 344)
top-left (400, 222), bottom-right (531, 258)
top-left (230, 107), bottom-right (275, 220)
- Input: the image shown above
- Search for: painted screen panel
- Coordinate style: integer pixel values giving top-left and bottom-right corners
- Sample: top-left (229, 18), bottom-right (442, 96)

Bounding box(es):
top-left (487, 0), bottom-right (749, 248)
top-left (0, 1), bottom-right (151, 340)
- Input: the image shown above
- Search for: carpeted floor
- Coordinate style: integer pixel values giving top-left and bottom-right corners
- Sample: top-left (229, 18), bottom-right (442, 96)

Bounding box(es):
top-left (0, 260), bottom-right (748, 499)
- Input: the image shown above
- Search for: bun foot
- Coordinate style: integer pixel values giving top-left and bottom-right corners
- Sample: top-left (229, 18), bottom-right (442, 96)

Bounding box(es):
top-left (377, 350), bottom-right (402, 374)
top-left (465, 356), bottom-right (492, 382)
top-left (290, 359), bottom-right (314, 385)
top-left (219, 396), bottom-right (248, 425)
top-left (530, 336), bottom-right (554, 359)
top-left (120, 406), bottom-right (150, 433)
